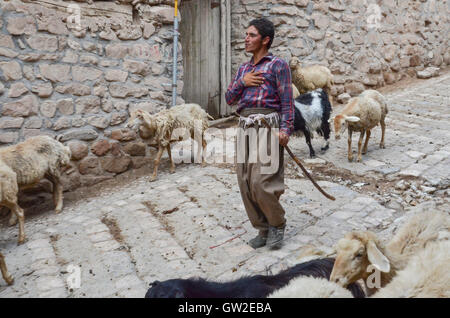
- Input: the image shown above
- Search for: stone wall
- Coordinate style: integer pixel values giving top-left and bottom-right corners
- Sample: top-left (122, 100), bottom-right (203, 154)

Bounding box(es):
top-left (0, 0), bottom-right (184, 190)
top-left (231, 0), bottom-right (450, 102)
top-left (1, 0), bottom-right (449, 190)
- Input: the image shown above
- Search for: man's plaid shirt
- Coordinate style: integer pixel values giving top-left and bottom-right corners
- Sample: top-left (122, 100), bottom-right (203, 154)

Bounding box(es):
top-left (225, 53), bottom-right (294, 136)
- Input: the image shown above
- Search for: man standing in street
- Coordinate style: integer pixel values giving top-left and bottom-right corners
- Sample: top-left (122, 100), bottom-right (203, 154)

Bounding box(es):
top-left (225, 18), bottom-right (294, 249)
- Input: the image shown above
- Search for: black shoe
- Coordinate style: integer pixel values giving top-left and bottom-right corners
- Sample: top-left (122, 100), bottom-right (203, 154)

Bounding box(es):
top-left (249, 234), bottom-right (267, 249)
top-left (266, 225), bottom-right (285, 249)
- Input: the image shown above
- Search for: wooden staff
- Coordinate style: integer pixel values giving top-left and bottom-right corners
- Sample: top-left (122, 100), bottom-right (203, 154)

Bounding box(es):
top-left (259, 118), bottom-right (336, 201)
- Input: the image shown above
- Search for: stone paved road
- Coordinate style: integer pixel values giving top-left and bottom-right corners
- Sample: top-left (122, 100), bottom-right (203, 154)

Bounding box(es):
top-left (0, 71), bottom-right (449, 297)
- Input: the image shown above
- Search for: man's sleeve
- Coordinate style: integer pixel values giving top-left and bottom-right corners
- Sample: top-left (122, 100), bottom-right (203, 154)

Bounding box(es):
top-left (276, 60), bottom-right (294, 136)
top-left (225, 65), bottom-right (245, 106)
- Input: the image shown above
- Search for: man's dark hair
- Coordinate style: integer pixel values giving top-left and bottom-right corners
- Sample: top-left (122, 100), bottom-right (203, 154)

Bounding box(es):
top-left (248, 18), bottom-right (275, 49)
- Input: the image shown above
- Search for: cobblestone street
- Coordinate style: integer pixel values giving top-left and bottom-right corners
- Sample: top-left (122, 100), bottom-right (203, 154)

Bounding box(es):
top-left (0, 72), bottom-right (449, 297)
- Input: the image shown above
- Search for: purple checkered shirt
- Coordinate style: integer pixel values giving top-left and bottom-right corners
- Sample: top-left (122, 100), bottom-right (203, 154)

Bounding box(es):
top-left (225, 53), bottom-right (294, 136)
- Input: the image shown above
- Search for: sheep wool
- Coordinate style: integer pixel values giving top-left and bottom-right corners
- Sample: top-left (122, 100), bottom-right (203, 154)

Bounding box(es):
top-left (269, 276), bottom-right (354, 298)
top-left (372, 240), bottom-right (450, 298)
top-left (0, 135), bottom-right (72, 245)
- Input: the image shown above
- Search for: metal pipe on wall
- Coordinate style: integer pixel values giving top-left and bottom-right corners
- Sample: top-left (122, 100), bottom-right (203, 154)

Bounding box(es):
top-left (171, 0), bottom-right (181, 108)
top-left (220, 0), bottom-right (226, 116)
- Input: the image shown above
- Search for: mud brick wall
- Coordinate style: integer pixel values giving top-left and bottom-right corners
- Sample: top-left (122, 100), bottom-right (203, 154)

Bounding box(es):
top-left (0, 0), bottom-right (184, 190)
top-left (231, 0), bottom-right (450, 102)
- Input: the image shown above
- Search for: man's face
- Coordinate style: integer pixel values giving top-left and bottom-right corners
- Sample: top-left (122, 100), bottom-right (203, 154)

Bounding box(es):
top-left (245, 25), bottom-right (267, 53)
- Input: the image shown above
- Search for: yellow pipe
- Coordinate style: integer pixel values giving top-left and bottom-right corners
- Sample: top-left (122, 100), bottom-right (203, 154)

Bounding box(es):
top-left (174, 0), bottom-right (178, 17)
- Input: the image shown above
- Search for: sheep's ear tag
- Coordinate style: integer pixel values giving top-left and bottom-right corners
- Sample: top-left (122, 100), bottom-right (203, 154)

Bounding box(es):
top-left (344, 116), bottom-right (360, 122)
top-left (367, 241), bottom-right (390, 273)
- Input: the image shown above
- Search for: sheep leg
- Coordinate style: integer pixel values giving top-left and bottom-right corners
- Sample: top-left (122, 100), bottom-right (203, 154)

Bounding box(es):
top-left (0, 252), bottom-right (14, 285)
top-left (357, 130), bottom-right (365, 162)
top-left (304, 130), bottom-right (316, 158)
top-left (48, 174), bottom-right (64, 214)
top-left (5, 202), bottom-right (25, 245)
top-left (150, 146), bottom-right (165, 182)
top-left (166, 145), bottom-right (175, 174)
top-left (320, 121), bottom-right (331, 152)
top-left (201, 135), bottom-right (207, 167)
top-left (380, 118), bottom-right (386, 149)
top-left (8, 209), bottom-right (17, 226)
top-left (362, 129), bottom-right (371, 154)
top-left (347, 130), bottom-right (353, 162)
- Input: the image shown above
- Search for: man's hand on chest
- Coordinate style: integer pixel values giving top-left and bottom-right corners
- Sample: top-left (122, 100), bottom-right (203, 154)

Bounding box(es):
top-left (243, 71), bottom-right (265, 87)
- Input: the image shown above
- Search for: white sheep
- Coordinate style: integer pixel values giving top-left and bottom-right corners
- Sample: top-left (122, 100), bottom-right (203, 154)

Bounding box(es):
top-left (332, 89), bottom-right (388, 162)
top-left (0, 135), bottom-right (71, 244)
top-left (268, 276), bottom-right (354, 298)
top-left (289, 57), bottom-right (334, 103)
top-left (330, 210), bottom-right (449, 296)
top-left (126, 103), bottom-right (212, 182)
top-left (372, 240), bottom-right (450, 298)
top-left (0, 252), bottom-right (14, 285)
top-left (292, 84), bottom-right (300, 99)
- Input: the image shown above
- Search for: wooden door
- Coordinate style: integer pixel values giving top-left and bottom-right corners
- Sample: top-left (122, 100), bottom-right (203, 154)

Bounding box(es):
top-left (180, 0), bottom-right (228, 119)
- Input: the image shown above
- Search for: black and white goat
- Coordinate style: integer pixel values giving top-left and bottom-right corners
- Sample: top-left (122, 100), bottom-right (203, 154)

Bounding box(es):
top-left (293, 88), bottom-right (332, 158)
top-left (145, 258), bottom-right (365, 298)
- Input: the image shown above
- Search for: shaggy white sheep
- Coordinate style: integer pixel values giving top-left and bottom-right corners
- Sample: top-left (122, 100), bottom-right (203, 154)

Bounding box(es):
top-left (268, 276), bottom-right (354, 298)
top-left (332, 89), bottom-right (388, 162)
top-left (0, 136), bottom-right (71, 244)
top-left (0, 252), bottom-right (13, 285)
top-left (372, 240), bottom-right (450, 298)
top-left (126, 103), bottom-right (211, 182)
top-left (289, 57), bottom-right (334, 103)
top-left (330, 210), bottom-right (449, 296)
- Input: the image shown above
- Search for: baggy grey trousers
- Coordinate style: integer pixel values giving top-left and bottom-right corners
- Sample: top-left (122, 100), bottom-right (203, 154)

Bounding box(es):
top-left (236, 108), bottom-right (286, 236)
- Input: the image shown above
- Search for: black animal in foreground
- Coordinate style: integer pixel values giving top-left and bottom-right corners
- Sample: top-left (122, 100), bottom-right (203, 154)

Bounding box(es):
top-left (145, 258), bottom-right (365, 298)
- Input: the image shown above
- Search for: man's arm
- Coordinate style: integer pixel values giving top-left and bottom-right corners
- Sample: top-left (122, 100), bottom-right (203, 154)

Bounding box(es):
top-left (225, 66), bottom-right (246, 106)
top-left (276, 60), bottom-right (294, 138)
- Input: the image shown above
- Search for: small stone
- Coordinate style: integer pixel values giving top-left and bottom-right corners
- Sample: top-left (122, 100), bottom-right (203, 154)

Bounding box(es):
top-left (8, 82), bottom-right (29, 98)
top-left (72, 66), bottom-right (103, 82)
top-left (58, 129), bottom-right (99, 142)
top-left (344, 82), bottom-right (365, 96)
top-left (123, 142), bottom-right (146, 156)
top-left (7, 16), bottom-right (36, 35)
top-left (105, 69), bottom-right (128, 82)
top-left (78, 157), bottom-right (101, 175)
top-left (52, 117), bottom-right (72, 131)
top-left (110, 129), bottom-right (137, 141)
top-left (24, 117), bottom-right (42, 129)
top-left (76, 96), bottom-right (101, 114)
top-left (101, 155), bottom-right (132, 174)
top-left (110, 112), bottom-right (128, 126)
top-left (40, 101), bottom-right (57, 118)
top-left (87, 116), bottom-right (110, 129)
top-left (31, 82), bottom-right (53, 98)
top-left (0, 117), bottom-right (24, 129)
top-left (57, 98), bottom-right (74, 115)
top-left (143, 23), bottom-right (156, 39)
top-left (3, 95), bottom-right (38, 117)
top-left (91, 140), bottom-right (111, 156)
top-left (40, 64), bottom-right (71, 82)
top-left (0, 132), bottom-right (19, 144)
top-left (68, 141), bottom-right (89, 161)
top-left (0, 61), bottom-right (22, 81)
top-left (56, 83), bottom-right (91, 96)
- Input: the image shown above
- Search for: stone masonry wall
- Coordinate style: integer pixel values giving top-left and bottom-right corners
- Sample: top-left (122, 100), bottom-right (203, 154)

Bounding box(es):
top-left (0, 0), bottom-right (184, 190)
top-left (231, 0), bottom-right (450, 102)
top-left (1, 0), bottom-right (449, 191)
